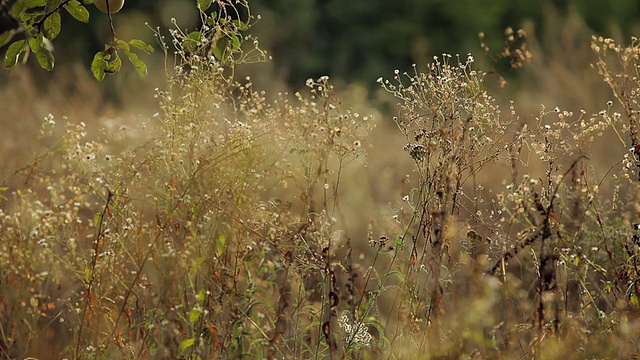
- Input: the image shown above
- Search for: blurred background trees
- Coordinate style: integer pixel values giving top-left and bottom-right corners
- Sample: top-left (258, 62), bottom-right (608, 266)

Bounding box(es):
top-left (2, 0), bottom-right (640, 89)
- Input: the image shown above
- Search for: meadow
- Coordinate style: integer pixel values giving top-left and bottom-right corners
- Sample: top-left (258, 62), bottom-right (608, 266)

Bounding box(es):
top-left (2, 4), bottom-right (640, 359)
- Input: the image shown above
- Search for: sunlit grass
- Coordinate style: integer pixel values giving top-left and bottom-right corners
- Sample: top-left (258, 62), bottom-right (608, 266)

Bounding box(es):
top-left (2, 9), bottom-right (640, 359)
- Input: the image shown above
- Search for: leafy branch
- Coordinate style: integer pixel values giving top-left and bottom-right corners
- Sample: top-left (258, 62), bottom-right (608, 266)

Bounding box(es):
top-left (1, 0), bottom-right (152, 80)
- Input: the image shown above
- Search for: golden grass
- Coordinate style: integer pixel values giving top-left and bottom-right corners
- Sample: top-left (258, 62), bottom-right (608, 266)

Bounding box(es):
top-left (2, 13), bottom-right (640, 359)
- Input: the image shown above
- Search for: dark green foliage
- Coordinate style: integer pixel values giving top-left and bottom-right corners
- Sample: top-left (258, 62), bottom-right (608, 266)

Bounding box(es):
top-left (250, 0), bottom-right (639, 85)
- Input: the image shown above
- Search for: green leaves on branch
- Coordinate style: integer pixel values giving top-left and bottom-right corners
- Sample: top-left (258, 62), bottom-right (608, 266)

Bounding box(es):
top-left (2, 35), bottom-right (52, 71)
top-left (91, 38), bottom-right (154, 81)
top-left (2, 0), bottom-right (89, 72)
top-left (28, 33), bottom-right (54, 70)
top-left (2, 0), bottom-right (150, 80)
top-left (175, 8), bottom-right (252, 75)
top-left (182, 31), bottom-right (202, 54)
top-left (212, 34), bottom-right (242, 62)
top-left (4, 31), bottom-right (54, 71)
top-left (90, 49), bottom-right (119, 81)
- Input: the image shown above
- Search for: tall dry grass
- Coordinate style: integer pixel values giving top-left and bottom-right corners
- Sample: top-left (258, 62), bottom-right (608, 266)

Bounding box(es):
top-left (2, 4), bottom-right (640, 359)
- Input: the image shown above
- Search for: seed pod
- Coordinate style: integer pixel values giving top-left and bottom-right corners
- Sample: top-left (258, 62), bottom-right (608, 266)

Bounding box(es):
top-left (94, 0), bottom-right (125, 14)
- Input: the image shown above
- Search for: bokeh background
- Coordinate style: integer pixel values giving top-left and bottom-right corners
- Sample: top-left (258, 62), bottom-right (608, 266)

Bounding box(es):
top-left (3, 0), bottom-right (640, 94)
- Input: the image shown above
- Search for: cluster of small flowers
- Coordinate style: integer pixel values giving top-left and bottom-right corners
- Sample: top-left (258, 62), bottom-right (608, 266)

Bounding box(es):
top-left (501, 174), bottom-right (540, 215)
top-left (378, 53), bottom-right (500, 136)
top-left (479, 27), bottom-right (532, 70)
top-left (39, 113), bottom-right (57, 137)
top-left (338, 313), bottom-right (372, 348)
top-left (591, 36), bottom-right (640, 61)
top-left (291, 76), bottom-right (371, 157)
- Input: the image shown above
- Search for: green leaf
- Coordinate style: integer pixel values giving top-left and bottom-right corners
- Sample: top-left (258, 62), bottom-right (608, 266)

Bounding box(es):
top-left (124, 50), bottom-right (147, 78)
top-left (183, 31), bottom-right (201, 53)
top-left (231, 35), bottom-right (241, 50)
top-left (188, 309), bottom-right (201, 324)
top-left (0, 186), bottom-right (8, 201)
top-left (205, 15), bottom-right (214, 27)
top-left (10, 1), bottom-right (26, 17)
top-left (129, 39), bottom-right (153, 53)
top-left (191, 256), bottom-right (206, 275)
top-left (248, 338), bottom-right (265, 352)
top-left (195, 289), bottom-right (205, 302)
top-left (231, 320), bottom-right (243, 338)
top-left (64, 0), bottom-right (89, 23)
top-left (5, 39), bottom-right (27, 70)
top-left (44, 12), bottom-right (61, 40)
top-left (216, 234), bottom-right (226, 256)
top-left (33, 40), bottom-right (55, 70)
top-left (45, 0), bottom-right (62, 12)
top-left (23, 0), bottom-right (47, 9)
top-left (232, 19), bottom-right (248, 31)
top-left (104, 53), bottom-right (121, 73)
top-left (115, 38), bottom-right (130, 52)
top-left (197, 0), bottom-right (212, 11)
top-left (212, 38), bottom-right (226, 61)
top-left (0, 31), bottom-right (16, 48)
top-left (85, 265), bottom-right (93, 282)
top-left (178, 338), bottom-right (195, 355)
top-left (91, 51), bottom-right (106, 81)
top-left (93, 212), bottom-right (102, 227)
top-left (21, 12), bottom-right (33, 24)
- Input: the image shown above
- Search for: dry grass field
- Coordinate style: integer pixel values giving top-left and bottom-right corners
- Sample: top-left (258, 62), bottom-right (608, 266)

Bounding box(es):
top-left (2, 5), bottom-right (640, 359)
